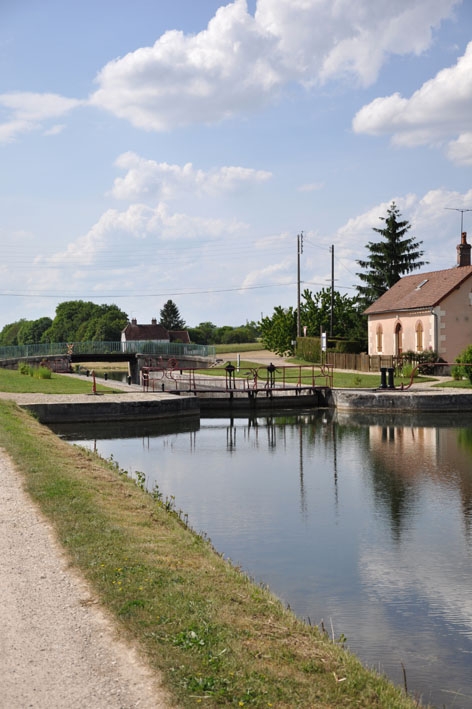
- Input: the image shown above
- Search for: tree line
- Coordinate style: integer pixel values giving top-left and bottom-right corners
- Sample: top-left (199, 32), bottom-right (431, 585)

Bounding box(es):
top-left (0, 299), bottom-right (260, 347)
top-left (1, 203), bottom-right (425, 351)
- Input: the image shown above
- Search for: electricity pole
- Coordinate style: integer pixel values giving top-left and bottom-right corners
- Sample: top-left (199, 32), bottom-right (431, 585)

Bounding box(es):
top-left (297, 232), bottom-right (303, 338)
top-left (330, 244), bottom-right (334, 337)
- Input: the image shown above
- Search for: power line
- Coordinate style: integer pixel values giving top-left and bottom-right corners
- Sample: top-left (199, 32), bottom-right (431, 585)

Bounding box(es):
top-left (0, 281), bottom-right (299, 299)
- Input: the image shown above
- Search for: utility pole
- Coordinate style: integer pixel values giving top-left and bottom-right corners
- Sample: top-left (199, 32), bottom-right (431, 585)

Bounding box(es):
top-left (330, 245), bottom-right (334, 337)
top-left (297, 232), bottom-right (303, 338)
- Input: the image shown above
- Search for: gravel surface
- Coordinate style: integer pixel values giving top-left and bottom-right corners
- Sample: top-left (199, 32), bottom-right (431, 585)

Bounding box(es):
top-left (0, 447), bottom-right (172, 709)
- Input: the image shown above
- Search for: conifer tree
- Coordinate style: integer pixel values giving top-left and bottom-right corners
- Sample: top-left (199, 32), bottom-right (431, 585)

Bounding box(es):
top-left (356, 202), bottom-right (427, 306)
top-left (159, 300), bottom-right (186, 330)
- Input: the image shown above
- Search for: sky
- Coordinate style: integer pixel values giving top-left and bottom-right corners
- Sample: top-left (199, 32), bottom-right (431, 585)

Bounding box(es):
top-left (1, 0), bottom-right (472, 332)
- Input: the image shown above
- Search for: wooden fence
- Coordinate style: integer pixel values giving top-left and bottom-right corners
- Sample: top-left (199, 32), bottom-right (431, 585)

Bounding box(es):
top-left (325, 352), bottom-right (396, 372)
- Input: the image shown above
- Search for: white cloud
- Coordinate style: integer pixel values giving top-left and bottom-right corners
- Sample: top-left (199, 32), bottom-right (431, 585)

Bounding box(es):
top-left (353, 41), bottom-right (472, 163)
top-left (335, 189), bottom-right (472, 275)
top-left (298, 182), bottom-right (324, 193)
top-left (0, 92), bottom-right (82, 143)
top-left (447, 131), bottom-right (472, 165)
top-left (111, 151), bottom-right (272, 202)
top-left (240, 257), bottom-right (293, 290)
top-left (90, 0), bottom-right (459, 131)
top-left (42, 202), bottom-right (247, 269)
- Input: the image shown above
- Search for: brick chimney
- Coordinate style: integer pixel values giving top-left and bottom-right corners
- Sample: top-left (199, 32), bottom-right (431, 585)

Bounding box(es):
top-left (151, 318), bottom-right (157, 325)
top-left (131, 318), bottom-right (137, 325)
top-left (457, 231), bottom-right (471, 267)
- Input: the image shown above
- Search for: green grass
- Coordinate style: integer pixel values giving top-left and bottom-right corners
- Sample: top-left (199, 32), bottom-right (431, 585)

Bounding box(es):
top-left (0, 367), bottom-right (121, 394)
top-left (214, 342), bottom-right (265, 354)
top-left (434, 378), bottom-right (472, 389)
top-left (0, 400), bottom-right (423, 709)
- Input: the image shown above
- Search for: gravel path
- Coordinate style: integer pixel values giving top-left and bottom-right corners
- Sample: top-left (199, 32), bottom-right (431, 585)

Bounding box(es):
top-left (0, 447), bottom-right (172, 709)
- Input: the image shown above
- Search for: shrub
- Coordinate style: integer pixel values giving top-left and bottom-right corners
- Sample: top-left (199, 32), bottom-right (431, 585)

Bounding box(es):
top-left (455, 344), bottom-right (472, 384)
top-left (401, 349), bottom-right (441, 375)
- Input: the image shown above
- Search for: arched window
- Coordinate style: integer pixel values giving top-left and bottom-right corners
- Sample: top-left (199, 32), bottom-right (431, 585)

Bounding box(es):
top-left (376, 324), bottom-right (383, 353)
top-left (395, 321), bottom-right (403, 356)
top-left (415, 321), bottom-right (424, 351)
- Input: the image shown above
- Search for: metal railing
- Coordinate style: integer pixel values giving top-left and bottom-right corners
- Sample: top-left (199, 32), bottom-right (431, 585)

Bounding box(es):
top-left (0, 340), bottom-right (216, 361)
top-left (141, 363), bottom-right (333, 393)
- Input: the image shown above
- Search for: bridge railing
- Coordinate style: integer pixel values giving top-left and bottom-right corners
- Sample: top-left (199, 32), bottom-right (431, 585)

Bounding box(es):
top-left (0, 340), bottom-right (216, 361)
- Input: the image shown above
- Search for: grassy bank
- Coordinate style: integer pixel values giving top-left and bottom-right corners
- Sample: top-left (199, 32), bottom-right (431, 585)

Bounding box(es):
top-left (0, 399), bottom-right (423, 708)
top-left (0, 367), bottom-right (121, 394)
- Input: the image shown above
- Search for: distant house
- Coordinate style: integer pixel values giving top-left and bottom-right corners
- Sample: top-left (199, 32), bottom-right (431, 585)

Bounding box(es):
top-left (364, 232), bottom-right (472, 362)
top-left (121, 318), bottom-right (190, 350)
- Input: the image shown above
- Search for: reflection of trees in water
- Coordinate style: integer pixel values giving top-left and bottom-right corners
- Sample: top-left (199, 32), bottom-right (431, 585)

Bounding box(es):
top-left (455, 428), bottom-right (472, 540)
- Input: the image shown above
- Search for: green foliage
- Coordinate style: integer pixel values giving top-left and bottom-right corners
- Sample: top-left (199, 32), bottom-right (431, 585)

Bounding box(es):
top-left (18, 364), bottom-right (52, 379)
top-left (356, 202), bottom-right (427, 307)
top-left (296, 337), bottom-right (321, 363)
top-left (455, 344), bottom-right (472, 384)
top-left (401, 349), bottom-right (440, 374)
top-left (300, 287), bottom-right (366, 345)
top-left (335, 340), bottom-right (364, 354)
top-left (0, 319), bottom-right (28, 346)
top-left (39, 301), bottom-right (128, 343)
top-left (259, 306), bottom-right (297, 356)
top-left (159, 300), bottom-right (186, 330)
top-left (189, 321), bottom-right (259, 345)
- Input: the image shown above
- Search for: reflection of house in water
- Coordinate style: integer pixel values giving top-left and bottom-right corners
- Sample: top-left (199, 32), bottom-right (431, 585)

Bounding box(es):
top-left (368, 424), bottom-right (472, 539)
top-left (369, 425), bottom-right (438, 474)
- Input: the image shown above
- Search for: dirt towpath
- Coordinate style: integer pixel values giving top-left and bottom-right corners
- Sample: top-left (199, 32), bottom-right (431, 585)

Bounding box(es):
top-left (0, 447), bottom-right (172, 709)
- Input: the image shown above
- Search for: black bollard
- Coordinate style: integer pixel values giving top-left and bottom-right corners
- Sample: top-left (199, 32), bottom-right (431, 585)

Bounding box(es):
top-left (380, 367), bottom-right (387, 389)
top-left (387, 367), bottom-right (395, 389)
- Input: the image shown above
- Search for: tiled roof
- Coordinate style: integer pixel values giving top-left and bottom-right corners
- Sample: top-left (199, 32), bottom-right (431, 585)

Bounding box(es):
top-left (365, 265), bottom-right (472, 314)
top-left (122, 323), bottom-right (170, 341)
top-left (169, 330), bottom-right (190, 343)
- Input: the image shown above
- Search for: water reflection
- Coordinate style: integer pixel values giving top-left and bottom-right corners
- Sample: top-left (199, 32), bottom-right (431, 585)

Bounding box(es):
top-left (52, 410), bottom-right (472, 708)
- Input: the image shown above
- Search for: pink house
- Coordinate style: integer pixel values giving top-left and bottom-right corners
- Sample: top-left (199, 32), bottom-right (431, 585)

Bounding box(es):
top-left (365, 232), bottom-right (472, 363)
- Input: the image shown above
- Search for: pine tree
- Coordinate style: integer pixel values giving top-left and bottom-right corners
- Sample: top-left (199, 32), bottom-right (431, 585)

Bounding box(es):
top-left (356, 202), bottom-right (427, 306)
top-left (159, 300), bottom-right (186, 330)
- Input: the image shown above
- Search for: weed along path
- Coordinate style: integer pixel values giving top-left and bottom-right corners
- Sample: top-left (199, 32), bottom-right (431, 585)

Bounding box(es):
top-left (0, 447), bottom-right (171, 709)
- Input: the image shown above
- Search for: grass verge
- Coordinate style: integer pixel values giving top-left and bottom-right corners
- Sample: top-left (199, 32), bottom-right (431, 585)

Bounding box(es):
top-left (0, 367), bottom-right (121, 394)
top-left (0, 399), bottom-right (423, 708)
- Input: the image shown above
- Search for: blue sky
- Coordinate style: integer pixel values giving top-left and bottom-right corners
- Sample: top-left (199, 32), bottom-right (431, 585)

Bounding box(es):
top-left (1, 0), bottom-right (471, 331)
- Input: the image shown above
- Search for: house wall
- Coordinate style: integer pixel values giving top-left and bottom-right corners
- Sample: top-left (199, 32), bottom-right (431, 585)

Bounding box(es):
top-left (436, 280), bottom-right (472, 361)
top-left (367, 311), bottom-right (435, 357)
top-left (367, 277), bottom-right (472, 361)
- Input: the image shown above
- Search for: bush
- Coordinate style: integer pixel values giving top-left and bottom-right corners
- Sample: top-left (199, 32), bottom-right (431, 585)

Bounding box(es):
top-left (296, 337), bottom-right (321, 362)
top-left (401, 349), bottom-right (441, 375)
top-left (455, 344), bottom-right (472, 384)
top-left (335, 340), bottom-right (364, 354)
top-left (18, 363), bottom-right (52, 379)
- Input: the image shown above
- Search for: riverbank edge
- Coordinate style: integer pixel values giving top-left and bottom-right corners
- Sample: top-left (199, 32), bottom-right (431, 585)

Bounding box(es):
top-left (13, 386), bottom-right (472, 423)
top-left (0, 399), bottom-right (422, 709)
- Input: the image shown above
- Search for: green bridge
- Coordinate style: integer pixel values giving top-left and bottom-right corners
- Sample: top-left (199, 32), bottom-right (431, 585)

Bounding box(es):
top-left (0, 340), bottom-right (216, 364)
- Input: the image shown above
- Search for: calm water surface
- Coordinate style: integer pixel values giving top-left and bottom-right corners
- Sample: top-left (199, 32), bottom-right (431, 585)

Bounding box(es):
top-left (53, 409), bottom-right (472, 708)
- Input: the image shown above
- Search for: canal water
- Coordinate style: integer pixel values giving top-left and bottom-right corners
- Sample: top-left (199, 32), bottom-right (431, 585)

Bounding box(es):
top-left (52, 409), bottom-right (472, 708)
